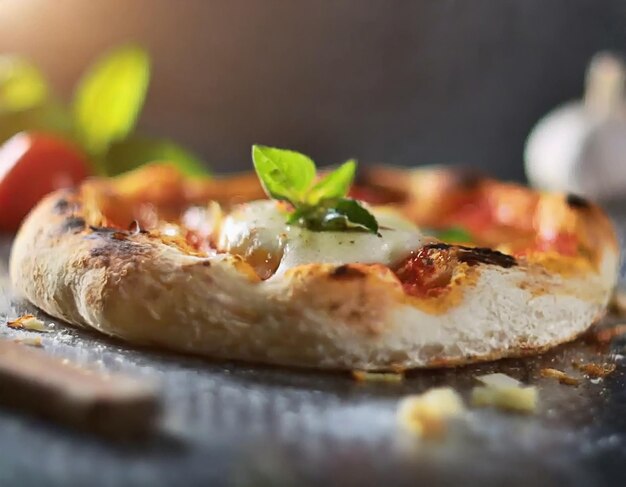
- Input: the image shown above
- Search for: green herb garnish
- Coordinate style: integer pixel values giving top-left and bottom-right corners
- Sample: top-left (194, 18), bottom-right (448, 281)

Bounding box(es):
top-left (252, 145), bottom-right (379, 234)
top-left (0, 56), bottom-right (49, 113)
top-left (434, 226), bottom-right (474, 243)
top-left (0, 45), bottom-right (210, 177)
top-left (73, 45), bottom-right (150, 159)
top-left (106, 135), bottom-right (207, 177)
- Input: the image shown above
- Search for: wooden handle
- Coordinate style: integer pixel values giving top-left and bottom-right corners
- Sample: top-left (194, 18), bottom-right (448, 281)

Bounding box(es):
top-left (0, 340), bottom-right (160, 437)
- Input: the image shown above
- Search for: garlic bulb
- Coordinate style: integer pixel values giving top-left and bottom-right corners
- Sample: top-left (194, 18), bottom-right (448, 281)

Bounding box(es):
top-left (525, 52), bottom-right (626, 201)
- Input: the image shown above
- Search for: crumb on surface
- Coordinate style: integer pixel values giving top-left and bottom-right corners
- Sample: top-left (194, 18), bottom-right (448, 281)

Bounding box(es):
top-left (397, 387), bottom-right (465, 439)
top-left (471, 385), bottom-right (538, 414)
top-left (6, 315), bottom-right (48, 332)
top-left (573, 362), bottom-right (616, 378)
top-left (352, 370), bottom-right (404, 382)
top-left (13, 336), bottom-right (43, 348)
top-left (475, 372), bottom-right (521, 388)
top-left (540, 367), bottom-right (581, 386)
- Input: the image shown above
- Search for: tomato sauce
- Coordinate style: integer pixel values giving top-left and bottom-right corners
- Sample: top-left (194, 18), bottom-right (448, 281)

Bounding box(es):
top-left (442, 198), bottom-right (495, 236)
top-left (394, 246), bottom-right (455, 298)
top-left (531, 232), bottom-right (579, 257)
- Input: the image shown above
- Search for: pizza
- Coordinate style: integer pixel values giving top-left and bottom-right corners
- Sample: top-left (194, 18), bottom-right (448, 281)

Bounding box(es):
top-left (9, 147), bottom-right (619, 370)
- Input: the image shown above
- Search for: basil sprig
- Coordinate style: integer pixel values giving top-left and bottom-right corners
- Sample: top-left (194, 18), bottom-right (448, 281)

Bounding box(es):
top-left (252, 145), bottom-right (379, 234)
top-left (434, 226), bottom-right (474, 243)
top-left (0, 46), bottom-right (209, 177)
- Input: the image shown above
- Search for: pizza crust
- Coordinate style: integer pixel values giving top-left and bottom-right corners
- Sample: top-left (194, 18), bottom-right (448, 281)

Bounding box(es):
top-left (9, 168), bottom-right (620, 370)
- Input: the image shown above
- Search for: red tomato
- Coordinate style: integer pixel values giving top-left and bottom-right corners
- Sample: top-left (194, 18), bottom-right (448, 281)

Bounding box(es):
top-left (0, 132), bottom-right (91, 232)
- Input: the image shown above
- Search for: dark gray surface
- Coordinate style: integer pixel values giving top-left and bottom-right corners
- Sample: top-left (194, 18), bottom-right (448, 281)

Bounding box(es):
top-left (1, 232), bottom-right (626, 487)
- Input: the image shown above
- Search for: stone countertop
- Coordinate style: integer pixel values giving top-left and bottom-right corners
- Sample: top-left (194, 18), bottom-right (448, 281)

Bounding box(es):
top-left (1, 231), bottom-right (626, 487)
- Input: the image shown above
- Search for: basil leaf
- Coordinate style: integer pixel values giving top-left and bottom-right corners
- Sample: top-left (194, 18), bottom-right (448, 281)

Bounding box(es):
top-left (105, 136), bottom-right (209, 177)
top-left (307, 159), bottom-right (356, 204)
top-left (0, 56), bottom-right (49, 113)
top-left (435, 226), bottom-right (473, 243)
top-left (287, 205), bottom-right (351, 232)
top-left (286, 206), bottom-right (307, 224)
top-left (331, 198), bottom-right (379, 234)
top-left (320, 208), bottom-right (358, 231)
top-left (249, 144), bottom-right (379, 234)
top-left (0, 101), bottom-right (72, 143)
top-left (252, 145), bottom-right (316, 202)
top-left (73, 45), bottom-right (150, 159)
top-left (285, 199), bottom-right (378, 234)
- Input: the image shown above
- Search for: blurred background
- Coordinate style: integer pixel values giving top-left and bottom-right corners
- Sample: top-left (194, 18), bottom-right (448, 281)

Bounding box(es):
top-left (1, 0), bottom-right (625, 181)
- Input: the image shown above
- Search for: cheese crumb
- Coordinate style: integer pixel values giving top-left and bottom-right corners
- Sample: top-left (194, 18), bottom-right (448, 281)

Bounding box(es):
top-left (475, 373), bottom-right (521, 388)
top-left (6, 314), bottom-right (49, 332)
top-left (14, 336), bottom-right (43, 348)
top-left (540, 367), bottom-right (580, 386)
top-left (352, 370), bottom-right (404, 382)
top-left (573, 362), bottom-right (616, 378)
top-left (397, 387), bottom-right (465, 439)
top-left (471, 385), bottom-right (538, 414)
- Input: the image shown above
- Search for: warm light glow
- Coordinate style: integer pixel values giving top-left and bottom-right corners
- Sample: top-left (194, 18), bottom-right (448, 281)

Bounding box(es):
top-left (0, 0), bottom-right (45, 31)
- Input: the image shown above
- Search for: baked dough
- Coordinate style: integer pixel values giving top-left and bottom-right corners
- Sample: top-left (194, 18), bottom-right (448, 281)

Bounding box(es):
top-left (9, 164), bottom-right (620, 370)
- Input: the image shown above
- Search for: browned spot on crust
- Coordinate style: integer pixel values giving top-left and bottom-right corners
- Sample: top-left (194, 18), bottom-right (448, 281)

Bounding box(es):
top-left (53, 198), bottom-right (71, 214)
top-left (59, 216), bottom-right (86, 233)
top-left (88, 225), bottom-right (118, 233)
top-left (456, 246), bottom-right (517, 268)
top-left (449, 167), bottom-right (485, 190)
top-left (88, 225), bottom-right (131, 241)
top-left (52, 190), bottom-right (79, 215)
top-left (420, 243), bottom-right (516, 269)
top-left (86, 227), bottom-right (150, 268)
top-left (566, 193), bottom-right (591, 210)
top-left (89, 240), bottom-right (145, 258)
top-left (330, 265), bottom-right (367, 280)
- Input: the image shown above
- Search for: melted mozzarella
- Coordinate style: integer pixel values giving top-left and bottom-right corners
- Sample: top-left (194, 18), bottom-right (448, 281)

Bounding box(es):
top-left (218, 200), bottom-right (425, 277)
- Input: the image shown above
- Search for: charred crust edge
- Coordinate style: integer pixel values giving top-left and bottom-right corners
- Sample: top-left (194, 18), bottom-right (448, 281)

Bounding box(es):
top-left (449, 167), bottom-right (485, 190)
top-left (88, 235), bottom-right (149, 266)
top-left (53, 198), bottom-right (71, 214)
top-left (88, 225), bottom-right (118, 234)
top-left (423, 243), bottom-right (517, 268)
top-left (457, 246), bottom-right (517, 268)
top-left (424, 242), bottom-right (452, 251)
top-left (566, 193), bottom-right (591, 210)
top-left (330, 264), bottom-right (367, 279)
top-left (59, 216), bottom-right (86, 233)
top-left (53, 192), bottom-right (80, 215)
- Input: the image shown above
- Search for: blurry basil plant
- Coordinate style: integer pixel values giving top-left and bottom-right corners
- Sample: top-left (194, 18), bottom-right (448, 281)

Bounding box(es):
top-left (0, 45), bottom-right (208, 177)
